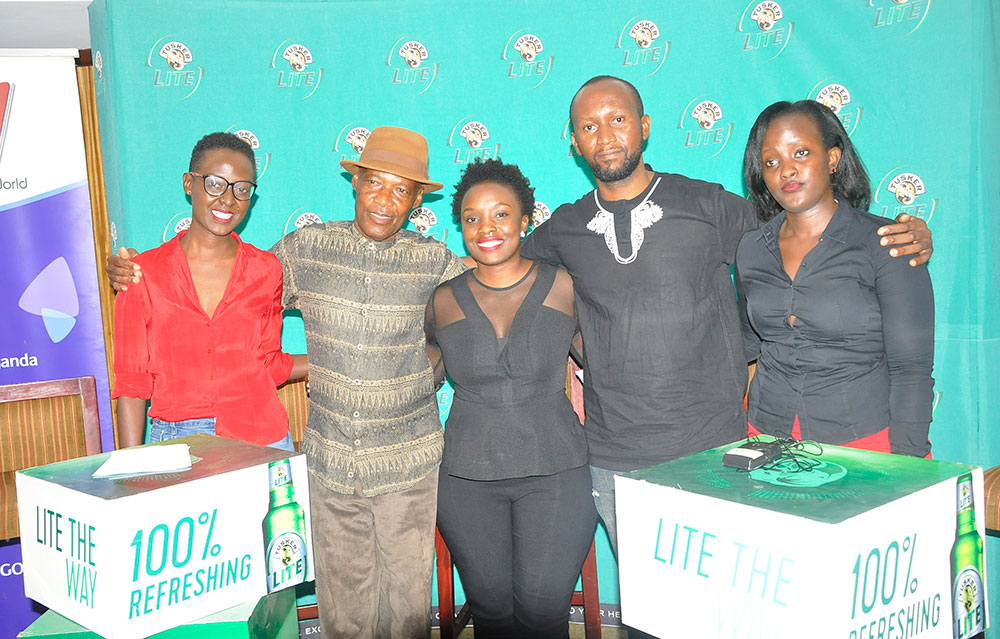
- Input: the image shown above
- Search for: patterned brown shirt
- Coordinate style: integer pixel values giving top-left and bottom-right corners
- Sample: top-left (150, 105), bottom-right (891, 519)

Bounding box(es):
top-left (271, 221), bottom-right (466, 496)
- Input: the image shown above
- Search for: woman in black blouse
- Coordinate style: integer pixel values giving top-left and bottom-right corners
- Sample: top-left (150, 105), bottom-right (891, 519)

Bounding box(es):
top-left (736, 100), bottom-right (934, 457)
top-left (425, 159), bottom-right (597, 638)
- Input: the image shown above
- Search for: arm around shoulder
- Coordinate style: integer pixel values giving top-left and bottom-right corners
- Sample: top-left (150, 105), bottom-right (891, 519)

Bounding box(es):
top-left (876, 242), bottom-right (934, 457)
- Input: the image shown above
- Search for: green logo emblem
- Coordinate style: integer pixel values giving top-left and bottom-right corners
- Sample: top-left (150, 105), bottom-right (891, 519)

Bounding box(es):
top-left (750, 458), bottom-right (847, 487)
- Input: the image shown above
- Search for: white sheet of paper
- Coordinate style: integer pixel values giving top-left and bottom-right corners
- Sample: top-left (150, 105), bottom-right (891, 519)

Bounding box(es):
top-left (92, 443), bottom-right (192, 477)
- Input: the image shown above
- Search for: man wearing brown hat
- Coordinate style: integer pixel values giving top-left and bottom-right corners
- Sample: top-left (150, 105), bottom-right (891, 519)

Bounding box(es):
top-left (108, 126), bottom-right (465, 639)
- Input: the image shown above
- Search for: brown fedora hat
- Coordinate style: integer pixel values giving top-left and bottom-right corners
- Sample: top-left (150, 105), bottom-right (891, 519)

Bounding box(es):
top-left (340, 126), bottom-right (443, 192)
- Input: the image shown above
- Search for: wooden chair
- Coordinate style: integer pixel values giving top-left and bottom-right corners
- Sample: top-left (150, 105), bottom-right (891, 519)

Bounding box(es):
top-left (985, 465), bottom-right (1000, 537)
top-left (0, 376), bottom-right (102, 540)
top-left (276, 379), bottom-right (310, 453)
top-left (436, 529), bottom-right (602, 639)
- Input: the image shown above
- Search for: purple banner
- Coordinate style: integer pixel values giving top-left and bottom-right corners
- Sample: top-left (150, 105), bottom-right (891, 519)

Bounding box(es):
top-left (0, 183), bottom-right (114, 635)
top-left (0, 540), bottom-right (45, 635)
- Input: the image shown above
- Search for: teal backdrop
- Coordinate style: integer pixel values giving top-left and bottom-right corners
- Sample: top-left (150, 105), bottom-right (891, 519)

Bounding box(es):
top-left (88, 0), bottom-right (999, 630)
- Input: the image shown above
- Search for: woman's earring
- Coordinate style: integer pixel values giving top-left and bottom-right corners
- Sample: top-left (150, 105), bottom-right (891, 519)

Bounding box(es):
top-left (520, 230), bottom-right (526, 238)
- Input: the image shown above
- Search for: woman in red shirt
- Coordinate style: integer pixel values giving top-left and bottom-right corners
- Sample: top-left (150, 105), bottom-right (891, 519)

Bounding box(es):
top-left (112, 132), bottom-right (306, 449)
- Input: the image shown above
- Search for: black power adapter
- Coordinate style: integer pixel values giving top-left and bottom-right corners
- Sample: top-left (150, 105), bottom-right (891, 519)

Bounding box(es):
top-left (722, 439), bottom-right (783, 471)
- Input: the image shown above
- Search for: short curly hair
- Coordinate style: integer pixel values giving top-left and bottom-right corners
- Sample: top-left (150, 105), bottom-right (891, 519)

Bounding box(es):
top-left (450, 158), bottom-right (535, 226)
top-left (189, 132), bottom-right (256, 173)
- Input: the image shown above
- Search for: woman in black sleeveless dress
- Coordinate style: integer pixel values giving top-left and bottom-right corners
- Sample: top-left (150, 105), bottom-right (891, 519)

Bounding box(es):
top-left (425, 159), bottom-right (597, 639)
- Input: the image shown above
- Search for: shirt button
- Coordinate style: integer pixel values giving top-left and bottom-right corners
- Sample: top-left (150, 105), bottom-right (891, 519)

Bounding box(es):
top-left (364, 276), bottom-right (372, 284)
top-left (208, 375), bottom-right (214, 380)
top-left (353, 411), bottom-right (360, 418)
top-left (207, 349), bottom-right (213, 354)
top-left (347, 471), bottom-right (354, 478)
top-left (368, 243), bottom-right (375, 250)
top-left (354, 378), bottom-right (362, 386)
top-left (356, 344), bottom-right (363, 351)
top-left (361, 309), bottom-right (368, 316)
top-left (354, 439), bottom-right (361, 446)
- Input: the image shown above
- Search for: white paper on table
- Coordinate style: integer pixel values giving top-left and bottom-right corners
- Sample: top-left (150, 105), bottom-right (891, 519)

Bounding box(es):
top-left (91, 443), bottom-right (192, 478)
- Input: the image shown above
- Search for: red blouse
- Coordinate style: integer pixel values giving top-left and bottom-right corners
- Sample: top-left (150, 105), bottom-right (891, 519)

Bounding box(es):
top-left (112, 232), bottom-right (293, 444)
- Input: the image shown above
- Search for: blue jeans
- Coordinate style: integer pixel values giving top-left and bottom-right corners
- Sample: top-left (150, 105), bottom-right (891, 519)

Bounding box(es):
top-left (149, 417), bottom-right (215, 442)
top-left (268, 431), bottom-right (295, 452)
top-left (589, 465), bottom-right (625, 557)
top-left (590, 465), bottom-right (658, 639)
top-left (149, 418), bottom-right (294, 451)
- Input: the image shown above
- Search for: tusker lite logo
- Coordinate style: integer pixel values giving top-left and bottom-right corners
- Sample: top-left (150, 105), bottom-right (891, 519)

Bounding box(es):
top-left (345, 128), bottom-right (369, 154)
top-left (867, 0), bottom-right (931, 35)
top-left (283, 207), bottom-right (324, 235)
top-left (809, 80), bottom-right (862, 136)
top-left (738, 1), bottom-right (793, 60)
top-left (532, 201), bottom-right (551, 227)
top-left (560, 119), bottom-right (587, 159)
top-left (678, 98), bottom-right (733, 157)
top-left (271, 42), bottom-right (323, 99)
top-left (411, 207), bottom-right (451, 242)
top-left (751, 458), bottom-right (848, 488)
top-left (503, 32), bottom-right (552, 88)
top-left (409, 207), bottom-right (437, 235)
top-left (162, 212), bottom-right (192, 242)
top-left (387, 38), bottom-right (437, 94)
top-left (617, 17), bottom-right (668, 76)
top-left (874, 169), bottom-right (936, 222)
top-left (449, 119), bottom-right (499, 164)
top-left (148, 38), bottom-right (201, 99)
top-left (227, 128), bottom-right (270, 181)
top-left (333, 123), bottom-right (371, 164)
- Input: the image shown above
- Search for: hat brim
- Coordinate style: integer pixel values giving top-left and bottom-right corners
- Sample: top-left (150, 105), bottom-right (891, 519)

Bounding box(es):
top-left (340, 159), bottom-right (443, 193)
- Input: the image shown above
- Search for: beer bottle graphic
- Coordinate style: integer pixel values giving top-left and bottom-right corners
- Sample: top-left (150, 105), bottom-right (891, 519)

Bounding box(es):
top-left (950, 473), bottom-right (985, 638)
top-left (262, 459), bottom-right (308, 592)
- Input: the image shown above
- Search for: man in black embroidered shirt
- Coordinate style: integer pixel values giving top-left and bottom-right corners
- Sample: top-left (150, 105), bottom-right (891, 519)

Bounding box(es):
top-left (519, 76), bottom-right (933, 563)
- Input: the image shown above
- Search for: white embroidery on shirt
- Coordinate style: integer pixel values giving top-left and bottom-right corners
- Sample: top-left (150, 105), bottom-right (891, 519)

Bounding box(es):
top-left (585, 177), bottom-right (663, 265)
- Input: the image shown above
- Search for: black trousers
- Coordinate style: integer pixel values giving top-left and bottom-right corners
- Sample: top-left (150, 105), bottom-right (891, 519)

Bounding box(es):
top-left (436, 464), bottom-right (598, 639)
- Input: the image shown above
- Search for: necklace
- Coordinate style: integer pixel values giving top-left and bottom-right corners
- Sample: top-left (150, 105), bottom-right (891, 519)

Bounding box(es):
top-left (471, 261), bottom-right (536, 291)
top-left (585, 177), bottom-right (663, 265)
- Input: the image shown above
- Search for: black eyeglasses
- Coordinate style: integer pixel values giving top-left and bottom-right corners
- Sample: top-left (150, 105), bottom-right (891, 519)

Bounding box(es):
top-left (189, 172), bottom-right (257, 201)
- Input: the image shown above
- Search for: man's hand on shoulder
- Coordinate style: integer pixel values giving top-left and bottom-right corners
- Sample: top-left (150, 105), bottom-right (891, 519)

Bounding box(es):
top-left (107, 246), bottom-right (141, 291)
top-left (878, 214), bottom-right (932, 267)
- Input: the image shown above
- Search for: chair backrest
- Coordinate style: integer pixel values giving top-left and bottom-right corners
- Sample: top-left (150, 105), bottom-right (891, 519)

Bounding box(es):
top-left (276, 380), bottom-right (309, 452)
top-left (0, 376), bottom-right (102, 540)
top-left (985, 465), bottom-right (1000, 536)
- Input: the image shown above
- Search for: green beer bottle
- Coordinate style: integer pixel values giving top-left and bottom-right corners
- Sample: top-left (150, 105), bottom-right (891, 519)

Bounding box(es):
top-left (950, 472), bottom-right (985, 639)
top-left (262, 459), bottom-right (308, 593)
